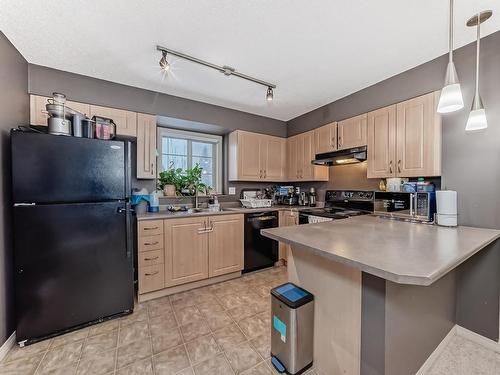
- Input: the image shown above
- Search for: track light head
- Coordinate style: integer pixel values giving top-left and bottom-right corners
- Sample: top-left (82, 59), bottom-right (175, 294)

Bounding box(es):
top-left (266, 87), bottom-right (274, 101)
top-left (159, 51), bottom-right (170, 72)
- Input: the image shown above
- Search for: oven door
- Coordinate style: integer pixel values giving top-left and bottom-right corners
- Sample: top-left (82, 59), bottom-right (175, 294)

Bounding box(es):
top-left (298, 213), bottom-right (310, 225)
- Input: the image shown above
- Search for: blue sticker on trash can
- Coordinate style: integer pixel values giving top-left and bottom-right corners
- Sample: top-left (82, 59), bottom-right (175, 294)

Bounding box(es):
top-left (273, 316), bottom-right (287, 342)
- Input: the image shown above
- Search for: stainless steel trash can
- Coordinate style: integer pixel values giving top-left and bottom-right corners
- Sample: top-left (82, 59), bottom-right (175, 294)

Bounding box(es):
top-left (271, 283), bottom-right (314, 374)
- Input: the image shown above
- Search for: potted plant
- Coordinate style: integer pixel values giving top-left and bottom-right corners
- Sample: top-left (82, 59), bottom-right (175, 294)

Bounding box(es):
top-left (179, 164), bottom-right (207, 196)
top-left (157, 167), bottom-right (180, 196)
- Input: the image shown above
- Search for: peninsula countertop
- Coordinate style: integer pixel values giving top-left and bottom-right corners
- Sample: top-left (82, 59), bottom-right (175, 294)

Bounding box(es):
top-left (261, 215), bottom-right (500, 286)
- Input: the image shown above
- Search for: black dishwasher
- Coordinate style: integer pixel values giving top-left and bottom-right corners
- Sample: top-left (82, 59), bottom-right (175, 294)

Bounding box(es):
top-left (244, 211), bottom-right (279, 273)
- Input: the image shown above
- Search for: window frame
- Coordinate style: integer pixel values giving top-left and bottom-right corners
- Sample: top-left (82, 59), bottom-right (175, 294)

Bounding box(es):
top-left (157, 127), bottom-right (223, 193)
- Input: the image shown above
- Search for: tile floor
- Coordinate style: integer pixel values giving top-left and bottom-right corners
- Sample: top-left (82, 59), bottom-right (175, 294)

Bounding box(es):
top-left (0, 266), bottom-right (317, 375)
top-left (1, 265), bottom-right (498, 375)
top-left (425, 334), bottom-right (500, 375)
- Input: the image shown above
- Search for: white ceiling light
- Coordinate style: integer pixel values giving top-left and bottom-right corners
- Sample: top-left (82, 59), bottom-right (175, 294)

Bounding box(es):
top-left (437, 0), bottom-right (464, 114)
top-left (159, 51), bottom-right (170, 72)
top-left (266, 87), bottom-right (274, 101)
top-left (465, 10), bottom-right (492, 132)
top-left (156, 45), bottom-right (276, 102)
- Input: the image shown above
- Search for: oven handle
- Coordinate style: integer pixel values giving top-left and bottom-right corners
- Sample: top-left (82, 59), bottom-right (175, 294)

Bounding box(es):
top-left (248, 216), bottom-right (277, 222)
top-left (410, 193), bottom-right (415, 217)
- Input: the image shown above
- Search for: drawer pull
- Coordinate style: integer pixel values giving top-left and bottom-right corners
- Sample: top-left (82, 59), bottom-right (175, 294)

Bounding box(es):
top-left (144, 227), bottom-right (159, 230)
top-left (145, 271), bottom-right (159, 276)
top-left (144, 241), bottom-right (159, 246)
top-left (144, 256), bottom-right (159, 261)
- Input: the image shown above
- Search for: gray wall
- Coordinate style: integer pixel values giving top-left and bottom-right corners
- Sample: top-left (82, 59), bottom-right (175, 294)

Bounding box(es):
top-left (288, 30), bottom-right (500, 229)
top-left (0, 32), bottom-right (29, 345)
top-left (28, 64), bottom-right (287, 137)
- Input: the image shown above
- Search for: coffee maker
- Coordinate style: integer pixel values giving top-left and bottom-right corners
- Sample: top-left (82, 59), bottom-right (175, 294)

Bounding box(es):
top-left (298, 192), bottom-right (308, 206)
top-left (308, 187), bottom-right (317, 207)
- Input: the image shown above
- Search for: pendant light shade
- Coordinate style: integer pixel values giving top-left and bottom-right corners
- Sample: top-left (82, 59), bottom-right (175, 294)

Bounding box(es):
top-left (465, 10), bottom-right (492, 132)
top-left (437, 0), bottom-right (464, 114)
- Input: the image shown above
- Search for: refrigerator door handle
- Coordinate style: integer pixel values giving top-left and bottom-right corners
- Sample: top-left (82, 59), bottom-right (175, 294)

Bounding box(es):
top-left (125, 203), bottom-right (133, 259)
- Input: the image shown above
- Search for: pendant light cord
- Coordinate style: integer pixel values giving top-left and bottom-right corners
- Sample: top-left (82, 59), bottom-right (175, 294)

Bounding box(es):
top-left (449, 0), bottom-right (454, 62)
top-left (475, 13), bottom-right (481, 96)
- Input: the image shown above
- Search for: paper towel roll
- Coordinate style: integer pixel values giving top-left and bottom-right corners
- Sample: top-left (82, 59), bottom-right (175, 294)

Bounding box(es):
top-left (436, 190), bottom-right (457, 215)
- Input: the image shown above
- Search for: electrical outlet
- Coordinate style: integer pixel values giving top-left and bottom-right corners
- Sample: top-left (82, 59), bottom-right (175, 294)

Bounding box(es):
top-left (228, 187), bottom-right (236, 195)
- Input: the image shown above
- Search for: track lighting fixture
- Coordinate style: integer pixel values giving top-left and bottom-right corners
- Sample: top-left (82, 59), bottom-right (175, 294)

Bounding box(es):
top-left (159, 51), bottom-right (170, 72)
top-left (437, 0), bottom-right (464, 114)
top-left (465, 10), bottom-right (492, 132)
top-left (266, 87), bottom-right (274, 101)
top-left (156, 45), bottom-right (276, 101)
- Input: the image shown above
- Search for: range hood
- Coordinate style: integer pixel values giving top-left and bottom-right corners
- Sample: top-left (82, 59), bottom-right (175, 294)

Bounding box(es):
top-left (312, 145), bottom-right (367, 166)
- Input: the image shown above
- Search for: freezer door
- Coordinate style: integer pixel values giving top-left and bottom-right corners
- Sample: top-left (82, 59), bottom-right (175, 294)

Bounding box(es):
top-left (13, 201), bottom-right (134, 343)
top-left (11, 131), bottom-right (127, 203)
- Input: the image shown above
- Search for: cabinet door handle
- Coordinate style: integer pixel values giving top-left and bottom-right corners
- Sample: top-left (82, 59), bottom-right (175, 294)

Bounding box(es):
top-left (144, 256), bottom-right (159, 261)
top-left (144, 226), bottom-right (159, 231)
top-left (259, 170), bottom-right (263, 179)
top-left (145, 271), bottom-right (159, 276)
top-left (389, 160), bottom-right (393, 174)
top-left (338, 136), bottom-right (342, 147)
top-left (331, 137), bottom-right (336, 147)
top-left (264, 170), bottom-right (267, 178)
top-left (397, 160), bottom-right (401, 173)
top-left (151, 163), bottom-right (154, 175)
top-left (144, 241), bottom-right (159, 246)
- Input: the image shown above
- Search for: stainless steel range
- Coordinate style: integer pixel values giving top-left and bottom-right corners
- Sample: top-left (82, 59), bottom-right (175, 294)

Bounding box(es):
top-left (299, 190), bottom-right (374, 224)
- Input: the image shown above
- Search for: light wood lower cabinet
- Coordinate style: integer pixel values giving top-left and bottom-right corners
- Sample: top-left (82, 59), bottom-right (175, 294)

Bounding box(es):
top-left (164, 216), bottom-right (209, 287)
top-left (279, 210), bottom-right (299, 261)
top-left (208, 215), bottom-right (244, 277)
top-left (138, 220), bottom-right (165, 294)
top-left (136, 214), bottom-right (245, 293)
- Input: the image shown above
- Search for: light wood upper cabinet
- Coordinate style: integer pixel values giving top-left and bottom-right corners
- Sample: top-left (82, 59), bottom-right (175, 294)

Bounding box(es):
top-left (314, 122), bottom-right (338, 154)
top-left (30, 95), bottom-right (90, 126)
top-left (89, 105), bottom-right (137, 137)
top-left (261, 136), bottom-right (286, 181)
top-left (228, 130), bottom-right (286, 182)
top-left (366, 92), bottom-right (442, 178)
top-left (396, 91), bottom-right (441, 177)
top-left (136, 113), bottom-right (157, 179)
top-left (287, 131), bottom-right (328, 182)
top-left (367, 105), bottom-right (396, 178)
top-left (208, 215), bottom-right (244, 277)
top-left (337, 113), bottom-right (367, 150)
top-left (164, 217), bottom-right (209, 287)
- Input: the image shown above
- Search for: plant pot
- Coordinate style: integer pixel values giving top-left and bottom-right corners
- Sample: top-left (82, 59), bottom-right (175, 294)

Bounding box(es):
top-left (163, 185), bottom-right (176, 196)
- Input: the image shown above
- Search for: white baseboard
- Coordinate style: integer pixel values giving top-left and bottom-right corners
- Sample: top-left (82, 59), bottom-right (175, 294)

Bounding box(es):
top-left (416, 326), bottom-right (458, 375)
top-left (0, 331), bottom-right (16, 362)
top-left (456, 325), bottom-right (500, 353)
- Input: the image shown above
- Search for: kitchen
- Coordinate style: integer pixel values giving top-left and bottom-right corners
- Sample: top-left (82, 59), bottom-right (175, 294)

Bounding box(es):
top-left (1, 1), bottom-right (500, 375)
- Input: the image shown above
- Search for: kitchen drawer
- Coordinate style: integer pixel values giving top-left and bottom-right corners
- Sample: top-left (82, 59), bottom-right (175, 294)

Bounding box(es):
top-left (139, 264), bottom-right (164, 294)
top-left (139, 249), bottom-right (164, 268)
top-left (138, 220), bottom-right (163, 236)
top-left (138, 234), bottom-right (164, 252)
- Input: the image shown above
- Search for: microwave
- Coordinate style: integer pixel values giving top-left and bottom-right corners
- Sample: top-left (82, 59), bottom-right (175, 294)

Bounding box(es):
top-left (373, 191), bottom-right (436, 222)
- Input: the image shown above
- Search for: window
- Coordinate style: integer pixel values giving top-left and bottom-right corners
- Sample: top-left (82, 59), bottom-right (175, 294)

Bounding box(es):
top-left (157, 128), bottom-right (223, 192)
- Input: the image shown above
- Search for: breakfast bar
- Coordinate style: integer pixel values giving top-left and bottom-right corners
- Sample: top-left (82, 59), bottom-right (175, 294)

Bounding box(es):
top-left (262, 216), bottom-right (500, 375)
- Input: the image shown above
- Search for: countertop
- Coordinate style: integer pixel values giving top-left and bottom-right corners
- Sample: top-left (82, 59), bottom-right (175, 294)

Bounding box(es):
top-left (136, 205), bottom-right (313, 221)
top-left (261, 215), bottom-right (500, 286)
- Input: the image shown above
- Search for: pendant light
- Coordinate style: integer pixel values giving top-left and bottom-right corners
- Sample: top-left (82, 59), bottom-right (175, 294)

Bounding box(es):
top-left (437, 0), bottom-right (464, 113)
top-left (465, 10), bottom-right (492, 132)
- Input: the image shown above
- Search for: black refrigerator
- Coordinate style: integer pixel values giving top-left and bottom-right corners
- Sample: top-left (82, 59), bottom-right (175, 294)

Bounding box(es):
top-left (11, 130), bottom-right (134, 345)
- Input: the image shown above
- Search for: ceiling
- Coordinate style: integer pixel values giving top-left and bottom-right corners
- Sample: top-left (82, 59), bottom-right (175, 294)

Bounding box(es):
top-left (2, 1), bottom-right (499, 121)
